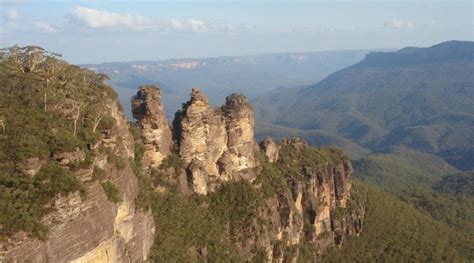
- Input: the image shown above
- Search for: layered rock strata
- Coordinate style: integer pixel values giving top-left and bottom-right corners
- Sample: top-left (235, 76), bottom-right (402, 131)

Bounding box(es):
top-left (5, 100), bottom-right (155, 262)
top-left (131, 85), bottom-right (173, 167)
top-left (168, 89), bottom-right (258, 194)
top-left (260, 137), bottom-right (279, 163)
top-left (250, 139), bottom-right (364, 262)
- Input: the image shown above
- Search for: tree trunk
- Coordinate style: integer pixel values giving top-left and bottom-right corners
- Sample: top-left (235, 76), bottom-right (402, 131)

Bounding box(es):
top-left (92, 112), bottom-right (106, 133)
top-left (44, 79), bottom-right (49, 112)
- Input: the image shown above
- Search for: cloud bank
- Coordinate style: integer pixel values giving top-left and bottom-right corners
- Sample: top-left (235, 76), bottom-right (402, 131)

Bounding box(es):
top-left (71, 6), bottom-right (154, 29)
top-left (69, 6), bottom-right (230, 33)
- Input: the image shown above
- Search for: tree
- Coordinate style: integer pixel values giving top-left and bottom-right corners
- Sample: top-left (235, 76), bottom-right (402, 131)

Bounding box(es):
top-left (38, 55), bottom-right (65, 111)
top-left (0, 45), bottom-right (25, 73)
top-left (23, 46), bottom-right (46, 73)
top-left (72, 102), bottom-right (84, 136)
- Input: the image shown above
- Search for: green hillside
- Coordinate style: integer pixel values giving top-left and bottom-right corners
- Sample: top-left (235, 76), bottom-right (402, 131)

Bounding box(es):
top-left (323, 181), bottom-right (474, 262)
top-left (254, 41), bottom-right (474, 170)
top-left (354, 148), bottom-right (474, 238)
top-left (255, 122), bottom-right (371, 159)
top-left (353, 147), bottom-right (458, 193)
top-left (434, 171), bottom-right (474, 196)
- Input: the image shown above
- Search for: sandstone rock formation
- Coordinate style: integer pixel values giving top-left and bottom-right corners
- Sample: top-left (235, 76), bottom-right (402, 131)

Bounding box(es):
top-left (0, 48), bottom-right (365, 262)
top-left (4, 85), bottom-right (363, 262)
top-left (4, 100), bottom-right (155, 262)
top-left (173, 89), bottom-right (258, 194)
top-left (218, 94), bottom-right (258, 180)
top-left (172, 89), bottom-right (227, 194)
top-left (260, 137), bottom-right (279, 163)
top-left (250, 138), bottom-right (364, 262)
top-left (131, 85), bottom-right (173, 167)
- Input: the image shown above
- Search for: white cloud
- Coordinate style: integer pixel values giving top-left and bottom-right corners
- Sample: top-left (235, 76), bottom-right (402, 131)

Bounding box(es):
top-left (34, 21), bottom-right (57, 33)
top-left (385, 19), bottom-right (415, 29)
top-left (169, 19), bottom-right (209, 32)
top-left (68, 6), bottom-right (243, 33)
top-left (70, 6), bottom-right (153, 29)
top-left (188, 19), bottom-right (207, 32)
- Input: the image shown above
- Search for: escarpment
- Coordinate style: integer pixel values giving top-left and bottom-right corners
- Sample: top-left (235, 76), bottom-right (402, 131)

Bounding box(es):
top-left (1, 45), bottom-right (363, 262)
top-left (3, 100), bottom-right (154, 263)
top-left (131, 87), bottom-right (365, 261)
top-left (0, 48), bottom-right (154, 262)
top-left (231, 138), bottom-right (364, 262)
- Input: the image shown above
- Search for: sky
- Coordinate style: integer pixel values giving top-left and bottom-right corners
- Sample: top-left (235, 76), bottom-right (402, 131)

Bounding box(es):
top-left (0, 0), bottom-right (472, 64)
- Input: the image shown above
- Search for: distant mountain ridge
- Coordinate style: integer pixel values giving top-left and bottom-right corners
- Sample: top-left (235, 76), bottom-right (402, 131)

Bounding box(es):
top-left (359, 40), bottom-right (473, 67)
top-left (84, 50), bottom-right (372, 74)
top-left (254, 40), bottom-right (474, 170)
top-left (84, 49), bottom-right (372, 117)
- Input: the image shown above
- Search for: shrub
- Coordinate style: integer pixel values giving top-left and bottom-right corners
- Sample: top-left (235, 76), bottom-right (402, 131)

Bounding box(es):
top-left (0, 161), bottom-right (82, 239)
top-left (101, 181), bottom-right (121, 203)
top-left (92, 166), bottom-right (106, 182)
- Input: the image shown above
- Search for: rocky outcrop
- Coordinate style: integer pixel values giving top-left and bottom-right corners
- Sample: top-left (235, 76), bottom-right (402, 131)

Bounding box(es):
top-left (172, 89), bottom-right (258, 194)
top-left (131, 85), bottom-right (173, 168)
top-left (260, 137), bottom-right (279, 163)
top-left (4, 100), bottom-right (155, 262)
top-left (218, 94), bottom-right (259, 180)
top-left (244, 138), bottom-right (364, 262)
top-left (172, 89), bottom-right (227, 194)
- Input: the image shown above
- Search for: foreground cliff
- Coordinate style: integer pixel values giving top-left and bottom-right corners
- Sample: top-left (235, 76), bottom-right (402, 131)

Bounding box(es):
top-left (0, 47), bottom-right (154, 262)
top-left (132, 86), bottom-right (365, 261)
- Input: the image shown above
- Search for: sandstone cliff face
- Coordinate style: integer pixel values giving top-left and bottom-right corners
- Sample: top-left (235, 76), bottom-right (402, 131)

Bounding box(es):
top-left (219, 94), bottom-right (258, 181)
top-left (4, 100), bottom-right (155, 262)
top-left (260, 137), bottom-right (279, 163)
top-left (172, 89), bottom-right (227, 194)
top-left (128, 88), bottom-right (363, 261)
top-left (236, 138), bottom-right (364, 262)
top-left (131, 85), bottom-right (173, 168)
top-left (5, 86), bottom-right (362, 262)
top-left (172, 89), bottom-right (258, 194)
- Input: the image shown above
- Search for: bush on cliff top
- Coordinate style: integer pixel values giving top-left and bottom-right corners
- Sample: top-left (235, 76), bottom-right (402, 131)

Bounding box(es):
top-left (0, 46), bottom-right (117, 239)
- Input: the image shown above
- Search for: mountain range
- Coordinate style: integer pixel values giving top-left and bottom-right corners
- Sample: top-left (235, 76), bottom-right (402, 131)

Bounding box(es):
top-left (254, 40), bottom-right (474, 170)
top-left (1, 42), bottom-right (473, 261)
top-left (84, 49), bottom-right (371, 117)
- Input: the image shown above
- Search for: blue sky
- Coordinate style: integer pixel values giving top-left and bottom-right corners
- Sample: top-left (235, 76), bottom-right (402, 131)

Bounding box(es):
top-left (1, 0), bottom-right (472, 63)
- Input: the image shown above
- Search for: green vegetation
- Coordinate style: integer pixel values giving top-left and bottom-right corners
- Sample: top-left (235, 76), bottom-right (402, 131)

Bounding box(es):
top-left (255, 122), bottom-right (371, 159)
top-left (139, 169), bottom-right (252, 261)
top-left (139, 143), bottom-right (352, 261)
top-left (0, 46), bottom-right (118, 239)
top-left (354, 148), bottom-right (474, 241)
top-left (255, 41), bottom-right (474, 170)
top-left (0, 163), bottom-right (81, 240)
top-left (140, 164), bottom-right (270, 261)
top-left (353, 147), bottom-right (458, 194)
top-left (159, 154), bottom-right (184, 172)
top-left (101, 181), bottom-right (121, 203)
top-left (323, 181), bottom-right (474, 262)
top-left (148, 188), bottom-right (241, 262)
top-left (400, 189), bottom-right (474, 237)
top-left (106, 150), bottom-right (126, 169)
top-left (433, 171), bottom-right (474, 196)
